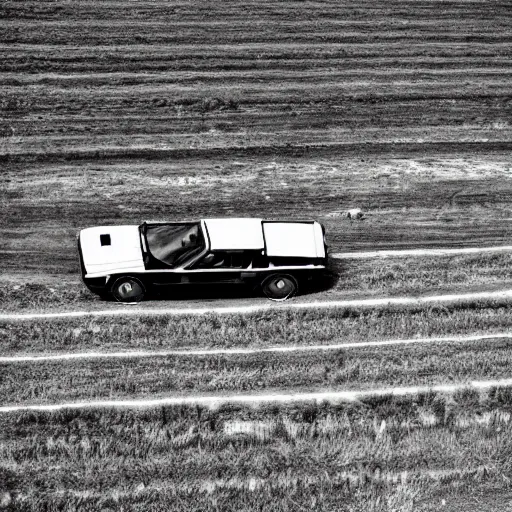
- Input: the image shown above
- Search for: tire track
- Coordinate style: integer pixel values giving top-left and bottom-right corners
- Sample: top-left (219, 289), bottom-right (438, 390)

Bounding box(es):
top-left (2, 378), bottom-right (512, 413)
top-left (331, 245), bottom-right (512, 260)
top-left (1, 332), bottom-right (511, 363)
top-left (2, 289), bottom-right (512, 321)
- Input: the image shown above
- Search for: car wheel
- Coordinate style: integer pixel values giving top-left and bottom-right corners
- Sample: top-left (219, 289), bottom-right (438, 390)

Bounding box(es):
top-left (111, 277), bottom-right (146, 304)
top-left (261, 274), bottom-right (298, 301)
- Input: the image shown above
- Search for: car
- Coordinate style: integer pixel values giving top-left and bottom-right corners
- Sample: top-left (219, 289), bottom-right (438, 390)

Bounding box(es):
top-left (77, 218), bottom-right (328, 303)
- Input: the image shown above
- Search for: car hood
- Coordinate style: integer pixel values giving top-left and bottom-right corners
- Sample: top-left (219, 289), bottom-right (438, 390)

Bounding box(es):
top-left (79, 225), bottom-right (145, 277)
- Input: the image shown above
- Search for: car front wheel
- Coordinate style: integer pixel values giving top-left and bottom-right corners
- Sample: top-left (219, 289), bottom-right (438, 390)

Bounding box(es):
top-left (111, 276), bottom-right (146, 304)
top-left (261, 274), bottom-right (298, 301)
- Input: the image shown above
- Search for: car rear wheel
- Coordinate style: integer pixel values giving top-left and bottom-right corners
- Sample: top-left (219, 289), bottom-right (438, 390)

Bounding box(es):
top-left (111, 277), bottom-right (145, 304)
top-left (261, 274), bottom-right (298, 301)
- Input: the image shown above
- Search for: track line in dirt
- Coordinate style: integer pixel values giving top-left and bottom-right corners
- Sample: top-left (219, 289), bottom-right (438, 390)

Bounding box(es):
top-left (2, 378), bottom-right (512, 413)
top-left (2, 289), bottom-right (512, 321)
top-left (1, 332), bottom-right (511, 363)
top-left (331, 245), bottom-right (512, 260)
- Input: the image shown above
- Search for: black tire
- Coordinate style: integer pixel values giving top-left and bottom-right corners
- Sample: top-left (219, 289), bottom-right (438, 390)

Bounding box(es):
top-left (111, 276), bottom-right (146, 304)
top-left (261, 274), bottom-right (298, 301)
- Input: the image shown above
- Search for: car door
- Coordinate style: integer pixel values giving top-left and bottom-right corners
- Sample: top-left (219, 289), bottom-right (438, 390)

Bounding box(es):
top-left (183, 250), bottom-right (253, 285)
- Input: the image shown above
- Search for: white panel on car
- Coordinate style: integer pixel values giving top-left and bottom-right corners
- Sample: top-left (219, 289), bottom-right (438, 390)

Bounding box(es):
top-left (80, 225), bottom-right (145, 276)
top-left (263, 222), bottom-right (325, 258)
top-left (205, 218), bottom-right (265, 250)
top-left (313, 222), bottom-right (326, 258)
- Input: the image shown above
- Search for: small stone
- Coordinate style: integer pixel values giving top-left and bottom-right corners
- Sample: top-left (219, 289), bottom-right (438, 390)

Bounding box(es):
top-left (345, 208), bottom-right (364, 220)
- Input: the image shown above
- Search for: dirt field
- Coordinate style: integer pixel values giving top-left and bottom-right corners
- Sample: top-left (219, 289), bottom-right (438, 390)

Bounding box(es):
top-left (2, 0), bottom-right (512, 284)
top-left (2, 0), bottom-right (512, 510)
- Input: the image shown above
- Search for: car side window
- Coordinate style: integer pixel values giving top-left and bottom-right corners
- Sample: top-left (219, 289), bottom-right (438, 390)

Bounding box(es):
top-left (194, 251), bottom-right (252, 269)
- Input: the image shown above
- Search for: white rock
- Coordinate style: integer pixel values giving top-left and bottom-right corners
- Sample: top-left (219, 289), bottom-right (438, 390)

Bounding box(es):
top-left (345, 208), bottom-right (364, 220)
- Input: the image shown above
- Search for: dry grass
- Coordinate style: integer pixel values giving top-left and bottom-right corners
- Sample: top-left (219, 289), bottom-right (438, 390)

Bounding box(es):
top-left (3, 335), bottom-right (512, 406)
top-left (2, 390), bottom-right (512, 510)
top-left (2, 299), bottom-right (512, 354)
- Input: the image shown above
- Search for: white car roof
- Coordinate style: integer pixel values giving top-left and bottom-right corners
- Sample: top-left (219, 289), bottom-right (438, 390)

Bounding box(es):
top-left (141, 218), bottom-right (324, 258)
top-left (203, 218), bottom-right (325, 258)
top-left (204, 218), bottom-right (264, 250)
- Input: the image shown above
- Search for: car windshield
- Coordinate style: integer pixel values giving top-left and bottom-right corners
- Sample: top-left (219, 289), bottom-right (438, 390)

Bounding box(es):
top-left (143, 223), bottom-right (205, 267)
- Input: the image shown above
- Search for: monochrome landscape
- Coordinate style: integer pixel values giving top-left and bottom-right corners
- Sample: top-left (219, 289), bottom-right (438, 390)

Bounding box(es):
top-left (2, 0), bottom-right (512, 510)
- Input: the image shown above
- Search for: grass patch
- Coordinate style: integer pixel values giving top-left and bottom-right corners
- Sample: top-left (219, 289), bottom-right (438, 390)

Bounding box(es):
top-left (2, 301), bottom-right (512, 355)
top-left (0, 282), bottom-right (95, 311)
top-left (334, 253), bottom-right (512, 296)
top-left (3, 338), bottom-right (512, 405)
top-left (2, 392), bottom-right (512, 510)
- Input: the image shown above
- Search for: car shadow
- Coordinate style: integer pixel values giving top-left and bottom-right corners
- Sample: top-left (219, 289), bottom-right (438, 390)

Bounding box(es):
top-left (300, 261), bottom-right (342, 296)
top-left (147, 284), bottom-right (255, 302)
